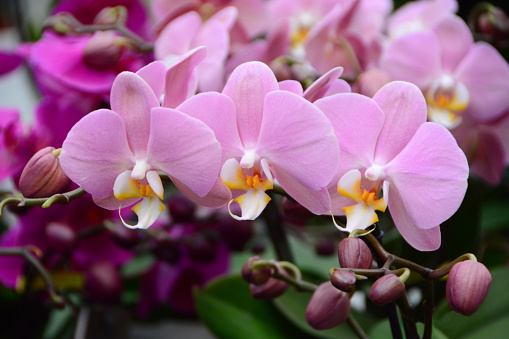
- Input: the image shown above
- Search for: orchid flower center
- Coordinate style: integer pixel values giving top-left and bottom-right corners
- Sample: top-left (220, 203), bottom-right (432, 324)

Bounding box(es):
top-left (426, 75), bottom-right (469, 129)
top-left (113, 169), bottom-right (165, 229)
top-left (289, 11), bottom-right (320, 58)
top-left (220, 158), bottom-right (274, 221)
top-left (335, 169), bottom-right (388, 232)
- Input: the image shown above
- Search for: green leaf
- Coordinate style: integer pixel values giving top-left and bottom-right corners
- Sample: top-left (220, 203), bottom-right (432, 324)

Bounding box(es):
top-left (120, 253), bottom-right (156, 278)
top-left (273, 284), bottom-right (373, 339)
top-left (434, 267), bottom-right (509, 338)
top-left (194, 275), bottom-right (315, 339)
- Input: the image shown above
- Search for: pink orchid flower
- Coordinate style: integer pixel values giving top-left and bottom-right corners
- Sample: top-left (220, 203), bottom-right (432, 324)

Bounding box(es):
top-left (314, 82), bottom-right (469, 251)
top-left (380, 16), bottom-right (509, 129)
top-left (155, 7), bottom-right (238, 92)
top-left (175, 61), bottom-right (339, 220)
top-left (59, 61), bottom-right (222, 229)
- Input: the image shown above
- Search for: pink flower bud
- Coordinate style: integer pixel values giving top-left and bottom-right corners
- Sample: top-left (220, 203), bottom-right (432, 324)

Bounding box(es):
top-left (369, 274), bottom-right (406, 306)
top-left (306, 282), bottom-right (351, 330)
top-left (446, 260), bottom-right (492, 316)
top-left (83, 32), bottom-right (122, 70)
top-left (338, 238), bottom-right (373, 269)
top-left (330, 269), bottom-right (356, 293)
top-left (249, 278), bottom-right (289, 300)
top-left (19, 147), bottom-right (71, 198)
top-left (45, 222), bottom-right (76, 251)
top-left (477, 7), bottom-right (509, 41)
top-left (242, 256), bottom-right (272, 286)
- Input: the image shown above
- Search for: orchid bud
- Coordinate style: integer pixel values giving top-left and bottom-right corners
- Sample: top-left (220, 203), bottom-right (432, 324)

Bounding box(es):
top-left (93, 6), bottom-right (128, 26)
top-left (45, 222), bottom-right (76, 251)
top-left (338, 238), bottom-right (373, 269)
top-left (85, 261), bottom-right (122, 304)
top-left (316, 237), bottom-right (335, 256)
top-left (19, 147), bottom-right (71, 198)
top-left (446, 260), bottom-right (492, 316)
top-left (369, 274), bottom-right (406, 306)
top-left (306, 282), bottom-right (351, 330)
top-left (478, 7), bottom-right (509, 41)
top-left (188, 234), bottom-right (217, 263)
top-left (83, 32), bottom-right (122, 70)
top-left (330, 269), bottom-right (356, 293)
top-left (249, 261), bottom-right (289, 300)
top-left (249, 277), bottom-right (289, 300)
top-left (168, 194), bottom-right (196, 222)
top-left (241, 256), bottom-right (272, 286)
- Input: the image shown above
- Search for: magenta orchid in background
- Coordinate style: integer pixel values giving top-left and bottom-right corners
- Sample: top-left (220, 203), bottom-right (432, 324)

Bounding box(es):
top-left (59, 61), bottom-right (222, 229)
top-left (313, 81), bottom-right (469, 251)
top-left (52, 0), bottom-right (152, 40)
top-left (175, 61), bottom-right (339, 220)
top-left (0, 108), bottom-right (45, 183)
top-left (155, 7), bottom-right (237, 92)
top-left (0, 50), bottom-right (24, 76)
top-left (0, 196), bottom-right (132, 289)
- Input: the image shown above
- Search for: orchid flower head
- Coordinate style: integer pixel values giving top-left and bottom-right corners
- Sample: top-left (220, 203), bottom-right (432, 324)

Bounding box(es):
top-left (60, 61), bottom-right (222, 229)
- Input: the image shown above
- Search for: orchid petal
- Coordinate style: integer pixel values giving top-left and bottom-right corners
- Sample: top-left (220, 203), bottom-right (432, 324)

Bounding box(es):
top-left (470, 131), bottom-right (505, 186)
top-left (93, 194), bottom-right (140, 211)
top-left (388, 185), bottom-right (441, 251)
top-left (380, 31), bottom-right (442, 89)
top-left (122, 197), bottom-right (166, 229)
top-left (136, 61), bottom-right (167, 100)
top-left (176, 92), bottom-right (244, 162)
top-left (154, 11), bottom-right (202, 60)
top-left (172, 176), bottom-right (231, 208)
top-left (271, 162), bottom-right (332, 215)
top-left (231, 189), bottom-right (271, 221)
top-left (278, 80), bottom-right (303, 96)
top-left (164, 46), bottom-right (207, 109)
top-left (385, 122), bottom-right (468, 229)
top-left (373, 81), bottom-right (428, 165)
top-left (315, 93), bottom-right (384, 182)
top-left (147, 107), bottom-right (221, 197)
top-left (303, 67), bottom-right (343, 102)
top-left (455, 42), bottom-right (509, 122)
top-left (110, 72), bottom-right (160, 158)
top-left (223, 61), bottom-right (279, 149)
top-left (432, 16), bottom-right (473, 71)
top-left (337, 169), bottom-right (363, 202)
top-left (258, 91), bottom-right (339, 190)
top-left (60, 109), bottom-right (134, 198)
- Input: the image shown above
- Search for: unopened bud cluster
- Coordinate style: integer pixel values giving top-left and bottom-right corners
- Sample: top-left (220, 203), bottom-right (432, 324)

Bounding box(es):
top-left (242, 256), bottom-right (289, 300)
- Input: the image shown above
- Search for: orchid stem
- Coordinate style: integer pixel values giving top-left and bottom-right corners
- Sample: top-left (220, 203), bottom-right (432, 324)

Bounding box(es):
top-left (0, 188), bottom-right (86, 216)
top-left (0, 247), bottom-right (66, 308)
top-left (423, 280), bottom-right (434, 339)
top-left (263, 194), bottom-right (294, 262)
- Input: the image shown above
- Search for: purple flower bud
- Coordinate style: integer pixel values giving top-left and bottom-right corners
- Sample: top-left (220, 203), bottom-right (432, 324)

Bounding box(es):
top-left (305, 282), bottom-right (351, 330)
top-left (85, 261), bottom-right (122, 304)
top-left (330, 269), bottom-right (356, 293)
top-left (83, 32), bottom-right (122, 70)
top-left (446, 260), bottom-right (492, 316)
top-left (19, 147), bottom-right (71, 198)
top-left (45, 222), bottom-right (76, 251)
top-left (241, 256), bottom-right (272, 286)
top-left (168, 193), bottom-right (196, 222)
top-left (369, 274), bottom-right (406, 306)
top-left (338, 238), bottom-right (373, 269)
top-left (478, 7), bottom-right (509, 42)
top-left (249, 277), bottom-right (289, 300)
top-left (315, 237), bottom-right (335, 256)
